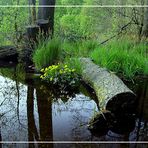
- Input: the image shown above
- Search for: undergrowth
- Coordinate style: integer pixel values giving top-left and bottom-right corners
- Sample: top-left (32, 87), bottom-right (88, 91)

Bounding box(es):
top-left (33, 38), bottom-right (62, 70)
top-left (33, 37), bottom-right (147, 79)
top-left (90, 40), bottom-right (148, 79)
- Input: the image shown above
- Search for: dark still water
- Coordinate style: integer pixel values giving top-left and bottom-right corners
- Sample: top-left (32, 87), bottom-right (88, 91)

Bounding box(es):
top-left (0, 66), bottom-right (148, 148)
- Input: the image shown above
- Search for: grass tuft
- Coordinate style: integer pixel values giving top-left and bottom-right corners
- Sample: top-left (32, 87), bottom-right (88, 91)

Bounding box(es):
top-left (33, 38), bottom-right (62, 70)
top-left (62, 40), bottom-right (98, 57)
top-left (90, 40), bottom-right (148, 79)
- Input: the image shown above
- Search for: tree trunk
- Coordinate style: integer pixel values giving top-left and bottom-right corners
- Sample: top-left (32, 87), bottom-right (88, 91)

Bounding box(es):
top-left (38, 0), bottom-right (56, 35)
top-left (141, 0), bottom-right (148, 37)
top-left (79, 58), bottom-right (136, 114)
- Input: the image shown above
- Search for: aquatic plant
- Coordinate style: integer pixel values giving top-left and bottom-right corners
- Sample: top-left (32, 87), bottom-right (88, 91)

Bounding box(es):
top-left (33, 38), bottom-right (62, 70)
top-left (40, 63), bottom-right (80, 88)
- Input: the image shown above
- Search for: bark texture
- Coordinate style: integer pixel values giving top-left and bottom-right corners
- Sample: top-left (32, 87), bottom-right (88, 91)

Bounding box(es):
top-left (80, 58), bottom-right (136, 114)
top-left (142, 0), bottom-right (148, 37)
top-left (38, 0), bottom-right (56, 35)
top-left (0, 46), bottom-right (18, 61)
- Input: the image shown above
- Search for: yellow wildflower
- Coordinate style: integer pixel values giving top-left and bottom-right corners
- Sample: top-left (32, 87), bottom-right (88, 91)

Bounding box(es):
top-left (49, 66), bottom-right (52, 70)
top-left (64, 65), bottom-right (68, 68)
top-left (59, 70), bottom-right (63, 74)
top-left (40, 75), bottom-right (43, 79)
top-left (52, 65), bottom-right (58, 70)
top-left (44, 73), bottom-right (47, 77)
top-left (50, 77), bottom-right (53, 81)
top-left (45, 67), bottom-right (48, 71)
top-left (40, 68), bottom-right (44, 72)
top-left (55, 65), bottom-right (58, 69)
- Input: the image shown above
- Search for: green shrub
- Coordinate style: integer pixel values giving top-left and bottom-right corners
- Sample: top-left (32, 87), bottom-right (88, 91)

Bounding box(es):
top-left (40, 63), bottom-right (80, 88)
top-left (33, 38), bottom-right (62, 70)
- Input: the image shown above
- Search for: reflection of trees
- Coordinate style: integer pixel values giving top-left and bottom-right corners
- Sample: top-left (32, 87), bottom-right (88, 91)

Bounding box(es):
top-left (52, 94), bottom-right (99, 141)
top-left (0, 76), bottom-right (54, 147)
top-left (14, 67), bottom-right (20, 123)
top-left (27, 86), bottom-right (39, 147)
top-left (0, 76), bottom-right (29, 148)
top-left (36, 87), bottom-right (53, 142)
top-left (1, 66), bottom-right (147, 147)
top-left (0, 127), bottom-right (2, 148)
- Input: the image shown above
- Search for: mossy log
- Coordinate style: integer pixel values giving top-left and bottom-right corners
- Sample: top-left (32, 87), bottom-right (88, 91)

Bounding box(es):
top-left (80, 58), bottom-right (136, 114)
top-left (0, 46), bottom-right (18, 61)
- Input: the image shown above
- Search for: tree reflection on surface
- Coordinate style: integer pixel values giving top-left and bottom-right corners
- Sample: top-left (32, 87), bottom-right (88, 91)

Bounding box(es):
top-left (0, 68), bottom-right (147, 148)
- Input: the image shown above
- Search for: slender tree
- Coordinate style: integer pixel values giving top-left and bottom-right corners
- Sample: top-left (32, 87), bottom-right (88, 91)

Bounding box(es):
top-left (141, 0), bottom-right (148, 37)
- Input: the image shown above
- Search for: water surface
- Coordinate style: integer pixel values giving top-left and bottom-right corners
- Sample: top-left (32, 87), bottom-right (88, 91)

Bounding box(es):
top-left (0, 66), bottom-right (147, 148)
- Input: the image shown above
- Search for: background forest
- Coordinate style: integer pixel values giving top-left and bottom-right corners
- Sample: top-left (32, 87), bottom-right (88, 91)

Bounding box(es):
top-left (0, 0), bottom-right (147, 79)
top-left (1, 0), bottom-right (148, 45)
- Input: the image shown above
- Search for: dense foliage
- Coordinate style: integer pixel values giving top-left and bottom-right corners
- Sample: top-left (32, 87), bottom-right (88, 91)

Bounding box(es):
top-left (1, 0), bottom-right (148, 44)
top-left (0, 0), bottom-right (148, 80)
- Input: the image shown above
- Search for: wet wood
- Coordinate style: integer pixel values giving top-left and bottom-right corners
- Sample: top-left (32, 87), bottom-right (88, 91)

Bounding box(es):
top-left (80, 58), bottom-right (136, 114)
top-left (0, 46), bottom-right (18, 61)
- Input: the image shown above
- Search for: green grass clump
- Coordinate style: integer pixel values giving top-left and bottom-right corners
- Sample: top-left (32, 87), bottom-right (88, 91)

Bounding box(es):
top-left (33, 37), bottom-right (147, 79)
top-left (63, 58), bottom-right (82, 75)
top-left (62, 40), bottom-right (98, 57)
top-left (33, 38), bottom-right (62, 70)
top-left (90, 40), bottom-right (148, 79)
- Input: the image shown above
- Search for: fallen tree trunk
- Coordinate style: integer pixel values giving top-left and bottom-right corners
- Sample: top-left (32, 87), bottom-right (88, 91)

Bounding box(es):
top-left (79, 58), bottom-right (136, 114)
top-left (0, 46), bottom-right (18, 62)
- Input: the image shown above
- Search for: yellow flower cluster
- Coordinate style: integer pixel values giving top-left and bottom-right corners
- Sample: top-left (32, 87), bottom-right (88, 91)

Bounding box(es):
top-left (40, 64), bottom-right (60, 73)
top-left (40, 64), bottom-right (76, 82)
